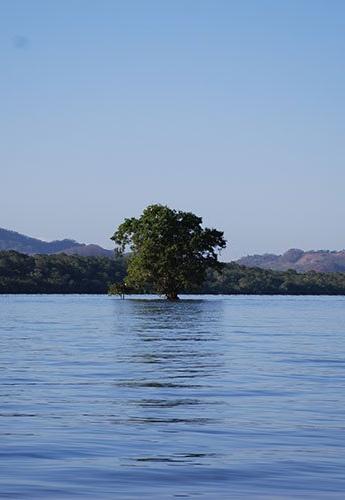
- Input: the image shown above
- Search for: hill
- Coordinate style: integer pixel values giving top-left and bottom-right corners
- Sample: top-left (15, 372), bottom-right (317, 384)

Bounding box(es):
top-left (237, 248), bottom-right (345, 273)
top-left (0, 227), bottom-right (114, 258)
top-left (2, 227), bottom-right (345, 272)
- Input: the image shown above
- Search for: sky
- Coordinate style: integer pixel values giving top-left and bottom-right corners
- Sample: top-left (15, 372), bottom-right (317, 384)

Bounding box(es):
top-left (1, 1), bottom-right (344, 259)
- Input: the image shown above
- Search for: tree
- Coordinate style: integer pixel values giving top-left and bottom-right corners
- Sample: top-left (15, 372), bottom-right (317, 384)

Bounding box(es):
top-left (111, 204), bottom-right (226, 300)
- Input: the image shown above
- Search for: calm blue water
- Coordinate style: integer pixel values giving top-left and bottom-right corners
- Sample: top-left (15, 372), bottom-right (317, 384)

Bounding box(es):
top-left (0, 295), bottom-right (345, 499)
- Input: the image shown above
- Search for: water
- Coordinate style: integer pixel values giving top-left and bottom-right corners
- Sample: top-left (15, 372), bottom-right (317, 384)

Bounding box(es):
top-left (0, 295), bottom-right (345, 499)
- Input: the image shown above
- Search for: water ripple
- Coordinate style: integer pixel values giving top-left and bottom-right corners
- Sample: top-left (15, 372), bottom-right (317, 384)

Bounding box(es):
top-left (1, 294), bottom-right (345, 498)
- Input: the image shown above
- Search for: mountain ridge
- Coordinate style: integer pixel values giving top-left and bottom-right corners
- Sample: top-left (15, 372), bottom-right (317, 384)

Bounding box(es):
top-left (0, 227), bottom-right (114, 258)
top-left (237, 248), bottom-right (345, 273)
top-left (1, 227), bottom-right (345, 272)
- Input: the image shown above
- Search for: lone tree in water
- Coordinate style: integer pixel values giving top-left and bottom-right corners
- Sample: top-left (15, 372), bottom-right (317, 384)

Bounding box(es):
top-left (111, 204), bottom-right (226, 300)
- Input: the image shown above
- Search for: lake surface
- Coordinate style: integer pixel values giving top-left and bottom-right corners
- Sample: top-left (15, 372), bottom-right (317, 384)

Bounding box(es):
top-left (1, 295), bottom-right (345, 499)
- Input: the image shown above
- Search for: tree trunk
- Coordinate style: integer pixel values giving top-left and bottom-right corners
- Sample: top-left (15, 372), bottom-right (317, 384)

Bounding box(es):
top-left (166, 292), bottom-right (180, 301)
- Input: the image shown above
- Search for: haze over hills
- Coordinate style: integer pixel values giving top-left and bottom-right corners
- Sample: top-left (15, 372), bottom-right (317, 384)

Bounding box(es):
top-left (0, 228), bottom-right (114, 258)
top-left (1, 227), bottom-right (345, 272)
top-left (237, 249), bottom-right (345, 273)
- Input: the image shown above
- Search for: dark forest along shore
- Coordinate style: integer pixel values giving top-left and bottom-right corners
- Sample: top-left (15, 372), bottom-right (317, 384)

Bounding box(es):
top-left (1, 295), bottom-right (345, 498)
top-left (2, 250), bottom-right (345, 295)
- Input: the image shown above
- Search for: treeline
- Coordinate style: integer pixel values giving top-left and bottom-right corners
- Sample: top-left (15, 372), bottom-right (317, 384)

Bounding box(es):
top-left (0, 251), bottom-right (126, 293)
top-left (1, 250), bottom-right (345, 295)
top-left (201, 263), bottom-right (345, 295)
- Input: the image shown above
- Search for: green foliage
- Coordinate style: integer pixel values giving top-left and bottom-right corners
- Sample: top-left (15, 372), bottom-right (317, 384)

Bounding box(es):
top-left (108, 281), bottom-right (127, 298)
top-left (0, 251), bottom-right (126, 294)
top-left (1, 250), bottom-right (345, 296)
top-left (111, 204), bottom-right (226, 299)
top-left (200, 263), bottom-right (345, 295)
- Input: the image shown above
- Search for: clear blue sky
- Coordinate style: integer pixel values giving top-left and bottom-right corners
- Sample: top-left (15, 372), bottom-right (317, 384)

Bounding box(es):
top-left (1, 1), bottom-right (344, 259)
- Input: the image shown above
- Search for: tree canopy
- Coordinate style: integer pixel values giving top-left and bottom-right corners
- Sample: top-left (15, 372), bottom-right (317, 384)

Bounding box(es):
top-left (0, 250), bottom-right (126, 294)
top-left (1, 250), bottom-right (345, 295)
top-left (111, 204), bottom-right (227, 299)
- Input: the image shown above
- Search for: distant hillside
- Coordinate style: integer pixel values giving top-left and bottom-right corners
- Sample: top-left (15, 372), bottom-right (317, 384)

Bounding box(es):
top-left (2, 227), bottom-right (344, 271)
top-left (62, 244), bottom-right (114, 258)
top-left (0, 227), bottom-right (114, 258)
top-left (237, 248), bottom-right (345, 273)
